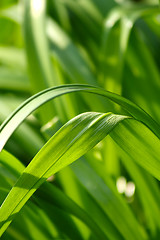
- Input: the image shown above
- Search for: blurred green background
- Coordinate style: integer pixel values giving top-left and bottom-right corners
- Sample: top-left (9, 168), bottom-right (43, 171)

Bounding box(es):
top-left (0, 0), bottom-right (160, 239)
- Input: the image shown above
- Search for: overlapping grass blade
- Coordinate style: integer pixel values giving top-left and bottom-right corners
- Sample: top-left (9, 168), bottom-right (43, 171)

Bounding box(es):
top-left (0, 151), bottom-right (102, 239)
top-left (0, 150), bottom-right (111, 239)
top-left (0, 0), bottom-right (160, 239)
top-left (0, 111), bottom-right (127, 236)
top-left (0, 84), bottom-right (160, 152)
top-left (0, 97), bottom-right (44, 158)
top-left (1, 84), bottom-right (160, 237)
top-left (110, 118), bottom-right (160, 180)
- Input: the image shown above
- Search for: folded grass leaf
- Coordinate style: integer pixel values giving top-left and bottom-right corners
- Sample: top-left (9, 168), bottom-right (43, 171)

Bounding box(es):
top-left (0, 0), bottom-right (160, 239)
top-left (1, 84), bottom-right (160, 152)
top-left (111, 118), bottom-right (160, 181)
top-left (0, 85), bottom-right (160, 237)
top-left (0, 111), bottom-right (127, 236)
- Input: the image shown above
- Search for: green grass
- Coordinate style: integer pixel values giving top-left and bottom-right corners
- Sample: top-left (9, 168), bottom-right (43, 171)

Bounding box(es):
top-left (0, 0), bottom-right (160, 239)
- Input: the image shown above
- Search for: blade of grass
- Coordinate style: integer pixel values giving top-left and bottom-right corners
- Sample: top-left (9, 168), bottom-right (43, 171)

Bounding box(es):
top-left (120, 151), bottom-right (160, 234)
top-left (47, 19), bottom-right (97, 85)
top-left (24, 0), bottom-right (56, 90)
top-left (36, 182), bottom-right (119, 240)
top-left (71, 159), bottom-right (147, 240)
top-left (124, 29), bottom-right (160, 122)
top-left (0, 151), bottom-right (84, 239)
top-left (0, 149), bottom-right (111, 239)
top-left (110, 118), bottom-right (160, 180)
top-left (0, 84), bottom-right (160, 152)
top-left (24, 0), bottom-right (58, 123)
top-left (0, 112), bottom-right (128, 236)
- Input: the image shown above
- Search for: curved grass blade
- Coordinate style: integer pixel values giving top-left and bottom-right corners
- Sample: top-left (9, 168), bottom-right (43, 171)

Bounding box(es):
top-left (0, 150), bottom-right (111, 239)
top-left (100, 4), bottom-right (160, 94)
top-left (110, 118), bottom-right (160, 180)
top-left (0, 150), bottom-right (102, 239)
top-left (0, 112), bottom-right (127, 236)
top-left (0, 84), bottom-right (160, 152)
top-left (0, 97), bottom-right (44, 158)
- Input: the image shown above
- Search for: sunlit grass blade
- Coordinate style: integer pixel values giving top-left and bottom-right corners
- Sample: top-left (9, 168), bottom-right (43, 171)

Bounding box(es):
top-left (0, 111), bottom-right (127, 236)
top-left (0, 149), bottom-right (110, 239)
top-left (110, 118), bottom-right (160, 180)
top-left (109, 118), bottom-right (160, 234)
top-left (0, 0), bottom-right (160, 239)
top-left (0, 84), bottom-right (160, 153)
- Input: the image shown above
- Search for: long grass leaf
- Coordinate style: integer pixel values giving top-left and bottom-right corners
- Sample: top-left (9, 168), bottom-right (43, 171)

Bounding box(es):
top-left (0, 84), bottom-right (160, 152)
top-left (0, 111), bottom-right (127, 235)
top-left (0, 150), bottom-right (110, 239)
top-left (71, 160), bottom-right (147, 240)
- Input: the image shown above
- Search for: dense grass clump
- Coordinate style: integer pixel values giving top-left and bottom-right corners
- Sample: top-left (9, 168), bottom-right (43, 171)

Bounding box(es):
top-left (0, 0), bottom-right (160, 239)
